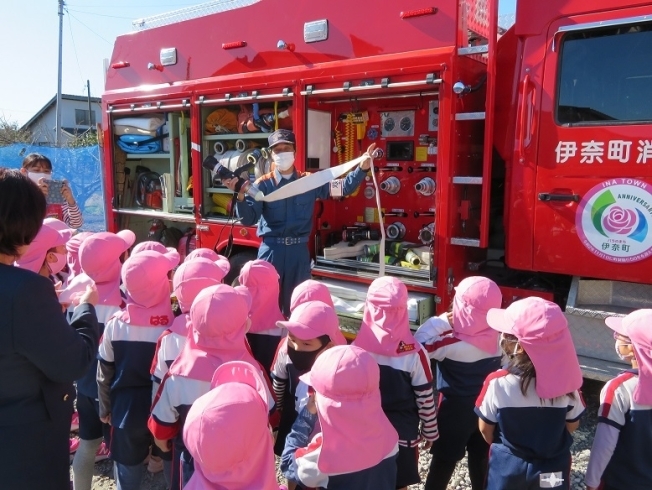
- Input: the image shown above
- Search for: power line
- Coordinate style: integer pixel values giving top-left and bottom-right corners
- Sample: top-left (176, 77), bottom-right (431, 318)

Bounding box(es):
top-left (65, 10), bottom-right (86, 88)
top-left (65, 10), bottom-right (114, 45)
top-left (65, 8), bottom-right (137, 21)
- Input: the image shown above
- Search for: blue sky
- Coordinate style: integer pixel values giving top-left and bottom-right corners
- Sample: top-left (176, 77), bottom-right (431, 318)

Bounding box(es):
top-left (0, 0), bottom-right (516, 127)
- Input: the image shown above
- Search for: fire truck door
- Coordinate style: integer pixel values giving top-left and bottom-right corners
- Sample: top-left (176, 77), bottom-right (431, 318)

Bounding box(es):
top-left (531, 14), bottom-right (652, 282)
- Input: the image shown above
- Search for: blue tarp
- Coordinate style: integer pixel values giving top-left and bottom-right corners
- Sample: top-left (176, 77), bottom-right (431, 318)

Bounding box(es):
top-left (0, 144), bottom-right (106, 232)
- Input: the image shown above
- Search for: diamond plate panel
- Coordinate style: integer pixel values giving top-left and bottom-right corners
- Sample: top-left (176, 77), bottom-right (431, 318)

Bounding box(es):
top-left (576, 280), bottom-right (652, 310)
top-left (132, 0), bottom-right (260, 30)
top-left (465, 0), bottom-right (490, 39)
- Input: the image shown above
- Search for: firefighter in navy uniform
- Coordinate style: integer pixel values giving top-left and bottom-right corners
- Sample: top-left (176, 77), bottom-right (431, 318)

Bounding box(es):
top-left (224, 129), bottom-right (374, 315)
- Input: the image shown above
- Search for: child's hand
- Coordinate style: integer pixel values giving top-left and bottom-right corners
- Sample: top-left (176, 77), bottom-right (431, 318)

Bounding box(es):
top-left (154, 438), bottom-right (172, 453)
top-left (421, 440), bottom-right (433, 450)
top-left (306, 392), bottom-right (317, 415)
top-left (79, 284), bottom-right (99, 306)
top-left (100, 414), bottom-right (111, 425)
top-left (37, 178), bottom-right (48, 196)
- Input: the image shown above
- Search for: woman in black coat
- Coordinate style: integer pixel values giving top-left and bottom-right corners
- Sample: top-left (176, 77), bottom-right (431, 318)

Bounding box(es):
top-left (0, 168), bottom-right (100, 490)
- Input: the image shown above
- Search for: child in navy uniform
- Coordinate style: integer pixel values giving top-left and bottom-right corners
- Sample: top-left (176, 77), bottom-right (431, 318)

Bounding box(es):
top-left (148, 284), bottom-right (269, 489)
top-left (585, 309), bottom-right (652, 490)
top-left (97, 249), bottom-right (179, 490)
top-left (476, 297), bottom-right (585, 490)
top-left (353, 276), bottom-right (438, 490)
top-left (281, 345), bottom-right (399, 489)
top-left (183, 361), bottom-right (283, 490)
top-left (415, 276), bottom-right (503, 490)
top-left (71, 231), bottom-right (135, 490)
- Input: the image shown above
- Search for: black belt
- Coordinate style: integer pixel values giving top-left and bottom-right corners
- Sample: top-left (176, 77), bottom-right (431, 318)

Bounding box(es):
top-left (265, 236), bottom-right (310, 246)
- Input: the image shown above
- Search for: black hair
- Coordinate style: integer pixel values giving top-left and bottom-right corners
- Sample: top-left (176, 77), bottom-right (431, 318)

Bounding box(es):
top-left (0, 168), bottom-right (46, 256)
top-left (317, 334), bottom-right (331, 347)
top-left (21, 153), bottom-right (53, 171)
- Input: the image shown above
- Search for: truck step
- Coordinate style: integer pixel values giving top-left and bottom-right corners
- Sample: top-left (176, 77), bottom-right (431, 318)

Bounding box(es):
top-left (450, 237), bottom-right (481, 247)
top-left (458, 45), bottom-right (489, 55)
top-left (455, 112), bottom-right (486, 120)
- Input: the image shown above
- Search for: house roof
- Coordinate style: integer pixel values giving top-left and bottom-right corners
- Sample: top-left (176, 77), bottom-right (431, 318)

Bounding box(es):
top-left (22, 94), bottom-right (102, 130)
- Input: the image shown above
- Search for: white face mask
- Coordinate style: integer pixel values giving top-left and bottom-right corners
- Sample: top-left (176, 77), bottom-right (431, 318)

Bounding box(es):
top-left (615, 339), bottom-right (633, 361)
top-left (28, 172), bottom-right (52, 184)
top-left (272, 151), bottom-right (295, 172)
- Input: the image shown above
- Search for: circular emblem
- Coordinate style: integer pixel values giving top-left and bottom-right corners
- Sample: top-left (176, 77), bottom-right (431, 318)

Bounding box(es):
top-left (367, 127), bottom-right (379, 140)
top-left (576, 179), bottom-right (652, 263)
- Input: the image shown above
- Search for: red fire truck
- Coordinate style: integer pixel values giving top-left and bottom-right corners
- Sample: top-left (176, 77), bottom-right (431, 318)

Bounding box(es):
top-left (101, 0), bottom-right (652, 379)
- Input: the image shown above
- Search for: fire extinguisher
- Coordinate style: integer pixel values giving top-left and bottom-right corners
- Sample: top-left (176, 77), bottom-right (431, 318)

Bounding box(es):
top-left (148, 218), bottom-right (166, 241)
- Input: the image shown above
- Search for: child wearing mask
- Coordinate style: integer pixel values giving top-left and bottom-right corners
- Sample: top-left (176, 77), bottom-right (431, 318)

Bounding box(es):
top-left (15, 218), bottom-right (74, 278)
top-left (353, 276), bottom-right (438, 490)
top-left (183, 361), bottom-right (283, 490)
top-left (585, 309), bottom-right (652, 490)
top-left (238, 259), bottom-right (285, 372)
top-left (476, 297), bottom-right (585, 490)
top-left (281, 345), bottom-right (399, 489)
top-left (415, 276), bottom-right (503, 490)
top-left (69, 231), bottom-right (135, 490)
top-left (272, 299), bottom-right (346, 462)
top-left (97, 249), bottom-right (179, 490)
top-left (149, 284), bottom-right (274, 489)
top-left (21, 153), bottom-right (83, 228)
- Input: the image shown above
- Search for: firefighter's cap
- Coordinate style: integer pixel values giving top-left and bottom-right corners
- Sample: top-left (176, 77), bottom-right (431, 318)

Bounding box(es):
top-left (268, 129), bottom-right (295, 149)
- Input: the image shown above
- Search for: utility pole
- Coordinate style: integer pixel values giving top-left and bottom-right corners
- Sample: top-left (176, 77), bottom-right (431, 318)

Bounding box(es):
top-left (87, 80), bottom-right (92, 130)
top-left (56, 0), bottom-right (64, 146)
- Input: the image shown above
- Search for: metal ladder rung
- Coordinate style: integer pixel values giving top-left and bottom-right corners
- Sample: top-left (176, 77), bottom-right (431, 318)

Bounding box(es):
top-left (450, 237), bottom-right (481, 247)
top-left (452, 176), bottom-right (483, 185)
top-left (458, 45), bottom-right (489, 55)
top-left (455, 112), bottom-right (486, 121)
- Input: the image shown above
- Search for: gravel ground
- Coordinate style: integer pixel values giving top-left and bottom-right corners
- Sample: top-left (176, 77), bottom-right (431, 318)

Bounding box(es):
top-left (84, 378), bottom-right (602, 490)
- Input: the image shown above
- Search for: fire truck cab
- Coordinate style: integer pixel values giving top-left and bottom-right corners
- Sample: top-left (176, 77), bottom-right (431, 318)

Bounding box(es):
top-left (101, 0), bottom-right (652, 380)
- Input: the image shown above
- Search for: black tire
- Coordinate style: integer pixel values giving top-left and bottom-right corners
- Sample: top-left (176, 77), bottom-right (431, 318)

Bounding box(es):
top-left (224, 250), bottom-right (258, 286)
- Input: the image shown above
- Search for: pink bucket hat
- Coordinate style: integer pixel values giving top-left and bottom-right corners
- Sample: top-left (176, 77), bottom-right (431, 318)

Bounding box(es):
top-left (606, 309), bottom-right (652, 405)
top-left (487, 297), bottom-right (582, 399)
top-left (290, 279), bottom-right (335, 312)
top-left (65, 231), bottom-right (93, 278)
top-left (453, 276), bottom-right (503, 354)
top-left (119, 250), bottom-right (179, 326)
top-left (169, 284), bottom-right (256, 381)
top-left (238, 260), bottom-right (284, 334)
top-left (58, 272), bottom-right (95, 305)
top-left (44, 217), bottom-right (77, 237)
top-left (185, 248), bottom-right (231, 272)
top-left (183, 361), bottom-right (278, 490)
top-left (173, 258), bottom-right (231, 314)
top-left (299, 345), bottom-right (398, 474)
top-left (79, 231), bottom-right (135, 306)
top-left (15, 220), bottom-right (74, 273)
top-left (277, 300), bottom-right (346, 346)
top-left (353, 276), bottom-right (418, 357)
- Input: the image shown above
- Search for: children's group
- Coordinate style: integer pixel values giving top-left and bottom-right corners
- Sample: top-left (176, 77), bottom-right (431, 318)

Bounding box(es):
top-left (6, 187), bottom-right (652, 490)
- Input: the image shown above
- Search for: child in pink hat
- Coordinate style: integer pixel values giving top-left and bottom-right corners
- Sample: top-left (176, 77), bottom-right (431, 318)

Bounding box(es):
top-left (281, 345), bottom-right (399, 489)
top-left (585, 309), bottom-right (652, 490)
top-left (415, 276), bottom-right (502, 490)
top-left (353, 276), bottom-right (438, 490)
top-left (289, 278), bottom-right (335, 311)
top-left (149, 284), bottom-right (273, 489)
top-left (65, 231), bottom-right (93, 282)
top-left (151, 255), bottom-right (231, 388)
top-left (71, 230), bottom-right (135, 490)
top-left (96, 249), bottom-right (179, 490)
top-left (477, 296), bottom-right (585, 490)
top-left (15, 219), bottom-right (74, 277)
top-left (238, 259), bottom-right (285, 372)
top-left (183, 361), bottom-right (282, 490)
top-left (271, 298), bottom-right (346, 460)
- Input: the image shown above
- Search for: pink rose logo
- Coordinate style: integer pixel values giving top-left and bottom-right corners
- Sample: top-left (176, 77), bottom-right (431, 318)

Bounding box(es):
top-left (602, 206), bottom-right (637, 234)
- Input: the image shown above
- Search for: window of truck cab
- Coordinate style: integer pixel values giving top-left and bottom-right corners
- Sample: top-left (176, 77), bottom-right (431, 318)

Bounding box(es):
top-left (555, 21), bottom-right (652, 126)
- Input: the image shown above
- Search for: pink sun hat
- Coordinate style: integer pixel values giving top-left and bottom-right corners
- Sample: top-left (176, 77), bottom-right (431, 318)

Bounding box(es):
top-left (185, 247), bottom-right (231, 271)
top-left (299, 345), bottom-right (398, 474)
top-left (238, 260), bottom-right (284, 334)
top-left (290, 279), bottom-right (335, 312)
top-left (65, 231), bottom-right (93, 278)
top-left (119, 249), bottom-right (179, 326)
top-left (183, 361), bottom-right (278, 490)
top-left (486, 296), bottom-right (583, 399)
top-left (79, 231), bottom-right (135, 306)
top-left (169, 284), bottom-right (256, 381)
top-left (57, 272), bottom-right (95, 305)
top-left (452, 276), bottom-right (503, 354)
top-left (44, 218), bottom-right (77, 239)
top-left (15, 219), bottom-right (75, 273)
top-left (131, 241), bottom-right (177, 256)
top-left (277, 300), bottom-right (346, 346)
top-left (353, 276), bottom-right (418, 357)
top-left (606, 309), bottom-right (652, 405)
